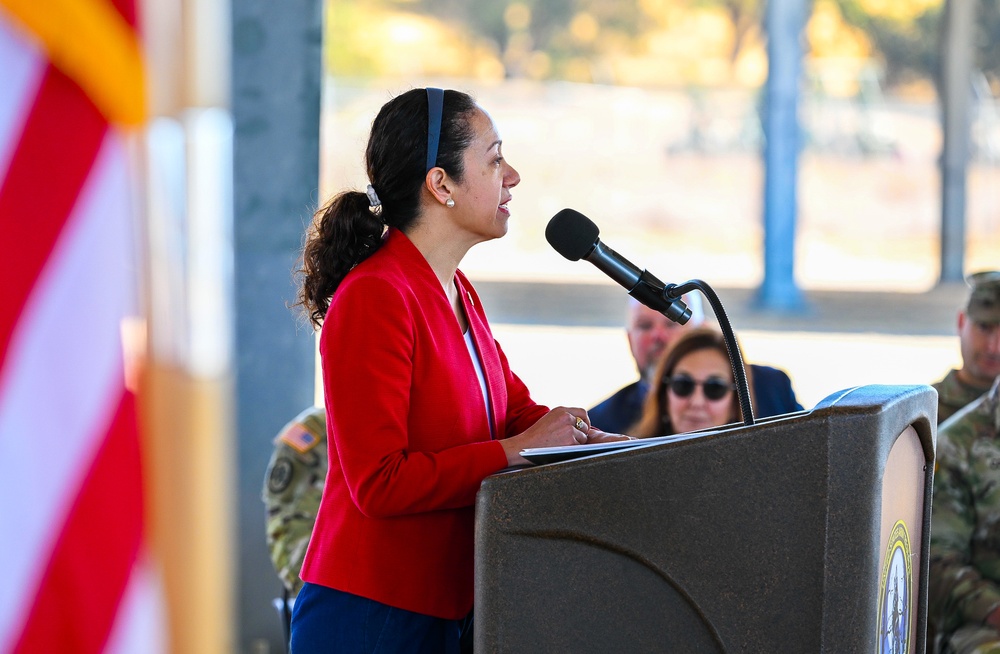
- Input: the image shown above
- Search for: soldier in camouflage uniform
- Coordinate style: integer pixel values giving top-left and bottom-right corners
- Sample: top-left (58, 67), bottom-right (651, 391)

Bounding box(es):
top-left (933, 271), bottom-right (1000, 423)
top-left (262, 406), bottom-right (327, 595)
top-left (929, 374), bottom-right (1000, 653)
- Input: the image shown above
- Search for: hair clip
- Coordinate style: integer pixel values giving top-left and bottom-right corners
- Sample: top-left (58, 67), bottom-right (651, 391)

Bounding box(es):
top-left (365, 184), bottom-right (381, 208)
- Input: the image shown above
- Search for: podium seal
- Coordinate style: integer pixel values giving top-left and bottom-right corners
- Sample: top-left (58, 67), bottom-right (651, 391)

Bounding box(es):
top-left (877, 520), bottom-right (911, 654)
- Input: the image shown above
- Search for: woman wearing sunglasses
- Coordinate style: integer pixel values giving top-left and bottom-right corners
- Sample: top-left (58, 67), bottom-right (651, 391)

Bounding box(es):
top-left (630, 327), bottom-right (754, 437)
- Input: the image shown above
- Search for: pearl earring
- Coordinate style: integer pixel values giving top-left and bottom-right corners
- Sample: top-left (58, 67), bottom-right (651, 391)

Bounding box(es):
top-left (445, 198), bottom-right (455, 208)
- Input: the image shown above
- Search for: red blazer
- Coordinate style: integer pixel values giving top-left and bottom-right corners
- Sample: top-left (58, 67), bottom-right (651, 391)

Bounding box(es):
top-left (299, 228), bottom-right (548, 619)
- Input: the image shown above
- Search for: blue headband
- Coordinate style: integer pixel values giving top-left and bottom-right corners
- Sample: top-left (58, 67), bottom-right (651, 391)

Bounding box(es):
top-left (426, 88), bottom-right (444, 173)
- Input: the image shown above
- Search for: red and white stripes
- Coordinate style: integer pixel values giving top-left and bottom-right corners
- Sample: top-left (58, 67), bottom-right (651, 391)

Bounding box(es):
top-left (0, 3), bottom-right (164, 652)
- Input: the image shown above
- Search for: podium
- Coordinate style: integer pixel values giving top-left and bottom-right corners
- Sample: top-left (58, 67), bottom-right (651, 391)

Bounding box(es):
top-left (474, 385), bottom-right (936, 653)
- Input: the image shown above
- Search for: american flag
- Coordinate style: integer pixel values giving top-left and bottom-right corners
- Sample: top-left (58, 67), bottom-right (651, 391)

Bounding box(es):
top-left (0, 1), bottom-right (165, 652)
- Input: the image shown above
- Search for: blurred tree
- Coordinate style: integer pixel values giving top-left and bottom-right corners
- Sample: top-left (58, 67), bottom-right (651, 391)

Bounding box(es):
top-left (325, 0), bottom-right (506, 79)
top-left (835, 0), bottom-right (942, 87)
top-left (325, 1), bottom-right (384, 77)
top-left (724, 0), bottom-right (764, 64)
top-left (835, 0), bottom-right (1000, 95)
top-left (688, 0), bottom-right (764, 65)
top-left (978, 0), bottom-right (1000, 89)
top-left (412, 0), bottom-right (645, 79)
top-left (326, 0), bottom-right (1000, 94)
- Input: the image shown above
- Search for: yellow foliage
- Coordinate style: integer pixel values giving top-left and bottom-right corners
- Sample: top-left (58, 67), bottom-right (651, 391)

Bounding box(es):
top-left (325, 3), bottom-right (503, 79)
top-left (525, 51), bottom-right (552, 79)
top-left (644, 8), bottom-right (735, 60)
top-left (638, 0), bottom-right (679, 27)
top-left (734, 45), bottom-right (768, 87)
top-left (321, 0), bottom-right (894, 87)
top-left (570, 12), bottom-right (600, 45)
top-left (808, 0), bottom-right (872, 60)
top-left (857, 0), bottom-right (943, 22)
top-left (564, 57), bottom-right (595, 83)
top-left (505, 3), bottom-right (531, 31)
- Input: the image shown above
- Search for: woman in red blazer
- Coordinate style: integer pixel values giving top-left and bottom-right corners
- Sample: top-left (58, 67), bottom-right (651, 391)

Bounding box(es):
top-left (290, 88), bottom-right (628, 653)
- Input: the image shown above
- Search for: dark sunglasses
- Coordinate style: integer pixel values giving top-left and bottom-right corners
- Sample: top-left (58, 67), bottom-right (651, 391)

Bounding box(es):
top-left (664, 374), bottom-right (734, 401)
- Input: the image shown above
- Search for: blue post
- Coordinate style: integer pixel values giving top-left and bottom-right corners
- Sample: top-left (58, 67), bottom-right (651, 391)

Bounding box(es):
top-left (758, 0), bottom-right (806, 311)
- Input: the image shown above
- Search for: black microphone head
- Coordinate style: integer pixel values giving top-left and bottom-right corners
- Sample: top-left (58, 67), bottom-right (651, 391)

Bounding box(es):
top-left (545, 209), bottom-right (600, 261)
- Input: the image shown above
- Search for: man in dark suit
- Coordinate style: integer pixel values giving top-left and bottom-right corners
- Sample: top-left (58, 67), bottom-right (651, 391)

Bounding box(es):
top-left (588, 298), bottom-right (803, 435)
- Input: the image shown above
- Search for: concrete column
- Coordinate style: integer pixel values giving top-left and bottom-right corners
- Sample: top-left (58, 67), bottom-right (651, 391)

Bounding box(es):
top-left (231, 0), bottom-right (322, 650)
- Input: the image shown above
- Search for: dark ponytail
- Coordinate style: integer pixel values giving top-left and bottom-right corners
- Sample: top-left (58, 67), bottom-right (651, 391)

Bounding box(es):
top-left (298, 191), bottom-right (383, 327)
top-left (297, 88), bottom-right (478, 328)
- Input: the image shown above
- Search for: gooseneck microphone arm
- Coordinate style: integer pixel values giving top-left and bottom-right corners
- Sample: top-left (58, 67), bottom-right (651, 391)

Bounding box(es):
top-left (664, 280), bottom-right (755, 427)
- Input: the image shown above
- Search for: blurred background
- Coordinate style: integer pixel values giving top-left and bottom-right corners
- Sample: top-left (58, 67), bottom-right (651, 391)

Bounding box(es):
top-left (315, 0), bottom-right (998, 409)
top-left (287, 1), bottom-right (999, 648)
top-left (320, 0), bottom-right (999, 290)
top-left (2, 0), bottom-right (998, 652)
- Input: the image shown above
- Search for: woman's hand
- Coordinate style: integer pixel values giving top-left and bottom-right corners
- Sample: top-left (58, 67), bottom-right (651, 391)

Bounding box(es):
top-left (584, 427), bottom-right (636, 445)
top-left (500, 407), bottom-right (591, 466)
top-left (500, 408), bottom-right (636, 466)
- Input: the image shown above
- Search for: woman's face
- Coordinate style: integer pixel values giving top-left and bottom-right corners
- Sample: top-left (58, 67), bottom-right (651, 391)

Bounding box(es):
top-left (666, 347), bottom-right (735, 434)
top-left (449, 108), bottom-right (520, 243)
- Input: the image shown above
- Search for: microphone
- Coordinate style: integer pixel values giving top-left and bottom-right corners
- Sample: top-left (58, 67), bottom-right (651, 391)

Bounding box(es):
top-left (545, 208), bottom-right (692, 324)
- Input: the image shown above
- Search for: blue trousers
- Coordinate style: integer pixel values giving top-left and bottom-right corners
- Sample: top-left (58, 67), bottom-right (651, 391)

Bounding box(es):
top-left (290, 582), bottom-right (473, 654)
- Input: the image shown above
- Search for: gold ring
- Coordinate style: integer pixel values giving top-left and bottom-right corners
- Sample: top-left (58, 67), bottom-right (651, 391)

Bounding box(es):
top-left (575, 417), bottom-right (587, 432)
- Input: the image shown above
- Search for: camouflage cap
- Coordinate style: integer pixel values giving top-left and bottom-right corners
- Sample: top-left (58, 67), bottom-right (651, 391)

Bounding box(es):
top-left (966, 271), bottom-right (1000, 323)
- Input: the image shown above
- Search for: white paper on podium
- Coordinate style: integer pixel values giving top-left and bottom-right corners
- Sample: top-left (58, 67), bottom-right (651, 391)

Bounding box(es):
top-left (520, 431), bottom-right (713, 465)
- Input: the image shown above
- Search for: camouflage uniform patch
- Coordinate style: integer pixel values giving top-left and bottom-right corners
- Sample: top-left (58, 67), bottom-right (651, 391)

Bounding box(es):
top-left (261, 406), bottom-right (327, 595)
top-left (942, 625), bottom-right (1000, 654)
top-left (934, 370), bottom-right (992, 425)
top-left (930, 378), bottom-right (1000, 653)
top-left (267, 457), bottom-right (295, 494)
